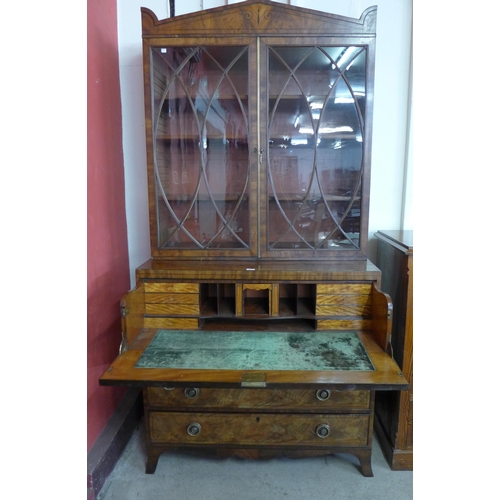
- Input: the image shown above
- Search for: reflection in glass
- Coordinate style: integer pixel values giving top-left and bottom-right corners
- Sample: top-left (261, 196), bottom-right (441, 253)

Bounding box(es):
top-left (268, 46), bottom-right (366, 251)
top-left (152, 46), bottom-right (250, 249)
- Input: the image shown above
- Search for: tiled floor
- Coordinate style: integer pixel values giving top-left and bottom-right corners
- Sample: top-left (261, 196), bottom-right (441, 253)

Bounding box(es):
top-left (97, 420), bottom-right (412, 500)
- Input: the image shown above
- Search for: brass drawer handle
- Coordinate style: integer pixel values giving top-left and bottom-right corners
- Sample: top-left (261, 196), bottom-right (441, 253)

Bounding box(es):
top-left (316, 424), bottom-right (331, 438)
top-left (187, 422), bottom-right (202, 436)
top-left (184, 387), bottom-right (200, 399)
top-left (316, 389), bottom-right (331, 401)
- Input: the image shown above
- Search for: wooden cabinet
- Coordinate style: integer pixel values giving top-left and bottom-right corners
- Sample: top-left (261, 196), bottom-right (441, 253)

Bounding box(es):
top-left (374, 230), bottom-right (413, 470)
top-left (141, 0), bottom-right (376, 261)
top-left (100, 1), bottom-right (408, 478)
top-left (102, 259), bottom-right (408, 476)
top-left (144, 385), bottom-right (375, 475)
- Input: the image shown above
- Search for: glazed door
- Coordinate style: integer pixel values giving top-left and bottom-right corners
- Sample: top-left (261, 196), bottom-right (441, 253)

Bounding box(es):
top-left (147, 40), bottom-right (259, 258)
top-left (260, 38), bottom-right (374, 260)
top-left (145, 37), bottom-right (374, 260)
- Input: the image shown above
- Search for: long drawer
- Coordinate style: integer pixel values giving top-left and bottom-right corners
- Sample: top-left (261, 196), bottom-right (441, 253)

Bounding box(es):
top-left (146, 387), bottom-right (371, 412)
top-left (149, 411), bottom-right (370, 447)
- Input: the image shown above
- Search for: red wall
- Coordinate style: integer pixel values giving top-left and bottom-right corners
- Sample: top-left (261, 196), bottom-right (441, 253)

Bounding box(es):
top-left (87, 0), bottom-right (130, 452)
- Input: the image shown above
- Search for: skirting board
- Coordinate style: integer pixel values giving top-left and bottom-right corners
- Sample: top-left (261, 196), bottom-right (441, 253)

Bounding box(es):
top-left (87, 388), bottom-right (143, 499)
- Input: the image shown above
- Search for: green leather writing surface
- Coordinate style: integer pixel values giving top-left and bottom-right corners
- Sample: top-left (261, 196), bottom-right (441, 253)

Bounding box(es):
top-left (135, 330), bottom-right (374, 371)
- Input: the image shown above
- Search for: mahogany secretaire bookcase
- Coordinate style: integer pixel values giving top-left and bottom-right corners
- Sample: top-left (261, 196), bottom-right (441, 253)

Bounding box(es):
top-left (100, 1), bottom-right (408, 477)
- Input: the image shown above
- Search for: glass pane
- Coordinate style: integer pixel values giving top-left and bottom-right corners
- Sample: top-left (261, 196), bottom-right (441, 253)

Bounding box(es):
top-left (152, 46), bottom-right (250, 249)
top-left (268, 46), bottom-right (366, 250)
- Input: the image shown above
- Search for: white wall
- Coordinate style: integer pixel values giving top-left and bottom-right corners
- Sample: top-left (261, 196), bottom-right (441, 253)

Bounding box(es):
top-left (118, 0), bottom-right (413, 286)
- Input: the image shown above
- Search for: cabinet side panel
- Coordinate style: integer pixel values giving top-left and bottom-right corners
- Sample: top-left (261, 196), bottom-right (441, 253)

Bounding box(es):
top-left (371, 283), bottom-right (392, 352)
top-left (121, 284), bottom-right (145, 350)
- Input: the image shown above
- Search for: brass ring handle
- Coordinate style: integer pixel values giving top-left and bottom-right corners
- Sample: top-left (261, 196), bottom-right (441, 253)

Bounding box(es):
top-left (184, 387), bottom-right (200, 399)
top-left (316, 389), bottom-right (331, 401)
top-left (187, 422), bottom-right (202, 436)
top-left (316, 424), bottom-right (331, 438)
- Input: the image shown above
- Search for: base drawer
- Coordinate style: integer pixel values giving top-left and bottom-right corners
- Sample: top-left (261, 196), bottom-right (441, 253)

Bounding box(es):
top-left (148, 411), bottom-right (370, 447)
top-left (146, 387), bottom-right (370, 411)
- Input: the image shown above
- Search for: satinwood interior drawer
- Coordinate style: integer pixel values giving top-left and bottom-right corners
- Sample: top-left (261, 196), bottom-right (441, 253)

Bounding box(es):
top-left (144, 283), bottom-right (199, 294)
top-left (149, 411), bottom-right (370, 447)
top-left (145, 303), bottom-right (200, 315)
top-left (316, 283), bottom-right (371, 317)
top-left (146, 387), bottom-right (370, 412)
top-left (144, 282), bottom-right (200, 316)
top-left (143, 317), bottom-right (199, 329)
top-left (142, 282), bottom-right (200, 329)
